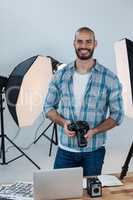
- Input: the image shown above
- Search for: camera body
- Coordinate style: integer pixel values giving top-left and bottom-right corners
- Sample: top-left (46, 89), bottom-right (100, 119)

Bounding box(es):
top-left (67, 121), bottom-right (89, 147)
top-left (87, 177), bottom-right (102, 198)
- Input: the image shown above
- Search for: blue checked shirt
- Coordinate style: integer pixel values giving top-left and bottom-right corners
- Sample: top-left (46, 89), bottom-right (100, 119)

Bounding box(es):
top-left (44, 61), bottom-right (124, 152)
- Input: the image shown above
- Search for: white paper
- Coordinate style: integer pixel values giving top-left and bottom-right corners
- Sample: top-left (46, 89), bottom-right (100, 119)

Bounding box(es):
top-left (98, 175), bottom-right (123, 187)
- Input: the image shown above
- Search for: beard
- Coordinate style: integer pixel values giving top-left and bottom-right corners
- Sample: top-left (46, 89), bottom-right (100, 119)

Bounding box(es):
top-left (75, 48), bottom-right (94, 60)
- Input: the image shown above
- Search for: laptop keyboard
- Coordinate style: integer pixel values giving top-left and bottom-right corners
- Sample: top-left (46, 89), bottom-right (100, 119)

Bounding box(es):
top-left (0, 182), bottom-right (33, 200)
top-left (0, 198), bottom-right (15, 200)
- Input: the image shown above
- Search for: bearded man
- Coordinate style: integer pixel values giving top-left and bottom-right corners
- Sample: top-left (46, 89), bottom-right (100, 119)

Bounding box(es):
top-left (44, 27), bottom-right (124, 176)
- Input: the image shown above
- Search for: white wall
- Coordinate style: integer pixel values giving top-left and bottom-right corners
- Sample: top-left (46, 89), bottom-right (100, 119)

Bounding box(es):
top-left (0, 0), bottom-right (133, 178)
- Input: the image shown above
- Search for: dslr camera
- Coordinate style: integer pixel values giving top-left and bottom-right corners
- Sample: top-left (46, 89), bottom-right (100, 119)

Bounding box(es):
top-left (87, 177), bottom-right (102, 198)
top-left (67, 121), bottom-right (89, 147)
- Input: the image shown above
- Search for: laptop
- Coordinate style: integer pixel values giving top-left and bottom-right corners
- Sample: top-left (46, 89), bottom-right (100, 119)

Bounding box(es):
top-left (33, 167), bottom-right (83, 200)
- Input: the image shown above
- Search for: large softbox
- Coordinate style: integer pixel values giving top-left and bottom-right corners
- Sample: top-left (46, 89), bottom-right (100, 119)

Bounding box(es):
top-left (5, 55), bottom-right (63, 127)
top-left (114, 38), bottom-right (133, 118)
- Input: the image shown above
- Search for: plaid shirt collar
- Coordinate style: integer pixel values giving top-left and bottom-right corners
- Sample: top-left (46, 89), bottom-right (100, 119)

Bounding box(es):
top-left (66, 59), bottom-right (101, 79)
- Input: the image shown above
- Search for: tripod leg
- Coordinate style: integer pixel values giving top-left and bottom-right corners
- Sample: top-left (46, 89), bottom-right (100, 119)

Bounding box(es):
top-left (54, 124), bottom-right (58, 145)
top-left (34, 121), bottom-right (57, 145)
top-left (0, 94), bottom-right (6, 163)
top-left (0, 136), bottom-right (2, 158)
top-left (0, 135), bottom-right (6, 163)
top-left (0, 90), bottom-right (40, 169)
top-left (120, 142), bottom-right (133, 180)
top-left (5, 135), bottom-right (41, 169)
top-left (34, 122), bottom-right (53, 144)
top-left (49, 124), bottom-right (56, 157)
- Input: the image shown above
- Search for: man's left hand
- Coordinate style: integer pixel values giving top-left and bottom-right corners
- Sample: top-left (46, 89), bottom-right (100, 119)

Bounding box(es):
top-left (84, 129), bottom-right (97, 141)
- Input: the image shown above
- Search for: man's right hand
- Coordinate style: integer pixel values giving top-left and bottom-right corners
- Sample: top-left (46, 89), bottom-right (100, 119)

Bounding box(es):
top-left (64, 121), bottom-right (76, 137)
top-left (46, 110), bottom-right (76, 137)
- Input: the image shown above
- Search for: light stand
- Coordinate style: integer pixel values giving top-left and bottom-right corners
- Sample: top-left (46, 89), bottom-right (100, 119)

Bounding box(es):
top-left (0, 78), bottom-right (40, 169)
top-left (120, 142), bottom-right (133, 180)
top-left (114, 38), bottom-right (133, 180)
top-left (34, 121), bottom-right (58, 156)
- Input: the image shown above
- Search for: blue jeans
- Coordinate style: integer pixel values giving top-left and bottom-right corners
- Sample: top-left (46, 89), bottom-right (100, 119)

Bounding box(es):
top-left (54, 147), bottom-right (106, 176)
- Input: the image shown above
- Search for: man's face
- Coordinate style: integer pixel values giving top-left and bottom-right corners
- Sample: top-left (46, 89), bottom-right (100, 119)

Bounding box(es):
top-left (74, 31), bottom-right (97, 60)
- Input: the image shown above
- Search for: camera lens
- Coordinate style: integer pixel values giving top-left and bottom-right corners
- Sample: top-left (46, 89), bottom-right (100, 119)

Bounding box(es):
top-left (93, 188), bottom-right (99, 193)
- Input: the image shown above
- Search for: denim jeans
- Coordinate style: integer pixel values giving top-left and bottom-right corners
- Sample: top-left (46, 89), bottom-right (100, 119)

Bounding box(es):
top-left (54, 146), bottom-right (106, 176)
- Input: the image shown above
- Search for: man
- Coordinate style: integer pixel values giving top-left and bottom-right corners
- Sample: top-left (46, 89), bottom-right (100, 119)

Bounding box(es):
top-left (44, 27), bottom-right (124, 176)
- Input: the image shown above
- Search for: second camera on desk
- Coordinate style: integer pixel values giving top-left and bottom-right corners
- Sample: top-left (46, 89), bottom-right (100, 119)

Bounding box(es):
top-left (87, 177), bottom-right (102, 198)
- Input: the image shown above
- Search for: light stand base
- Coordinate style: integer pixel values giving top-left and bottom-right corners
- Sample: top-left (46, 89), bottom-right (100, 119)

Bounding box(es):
top-left (34, 122), bottom-right (58, 156)
top-left (0, 88), bottom-right (40, 170)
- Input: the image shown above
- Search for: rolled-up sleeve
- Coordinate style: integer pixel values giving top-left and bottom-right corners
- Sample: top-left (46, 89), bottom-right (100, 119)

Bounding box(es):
top-left (108, 76), bottom-right (124, 125)
top-left (44, 71), bottom-right (61, 117)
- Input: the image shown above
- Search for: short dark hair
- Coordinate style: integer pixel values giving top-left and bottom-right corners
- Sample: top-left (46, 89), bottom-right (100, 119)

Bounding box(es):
top-left (75, 26), bottom-right (95, 41)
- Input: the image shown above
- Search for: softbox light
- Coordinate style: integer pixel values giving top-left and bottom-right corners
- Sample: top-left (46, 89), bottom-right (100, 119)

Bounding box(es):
top-left (114, 38), bottom-right (133, 118)
top-left (5, 55), bottom-right (63, 127)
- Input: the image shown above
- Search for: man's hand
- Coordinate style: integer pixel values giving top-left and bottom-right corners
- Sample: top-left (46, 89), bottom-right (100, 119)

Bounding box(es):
top-left (46, 110), bottom-right (76, 137)
top-left (64, 121), bottom-right (76, 137)
top-left (84, 129), bottom-right (97, 141)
